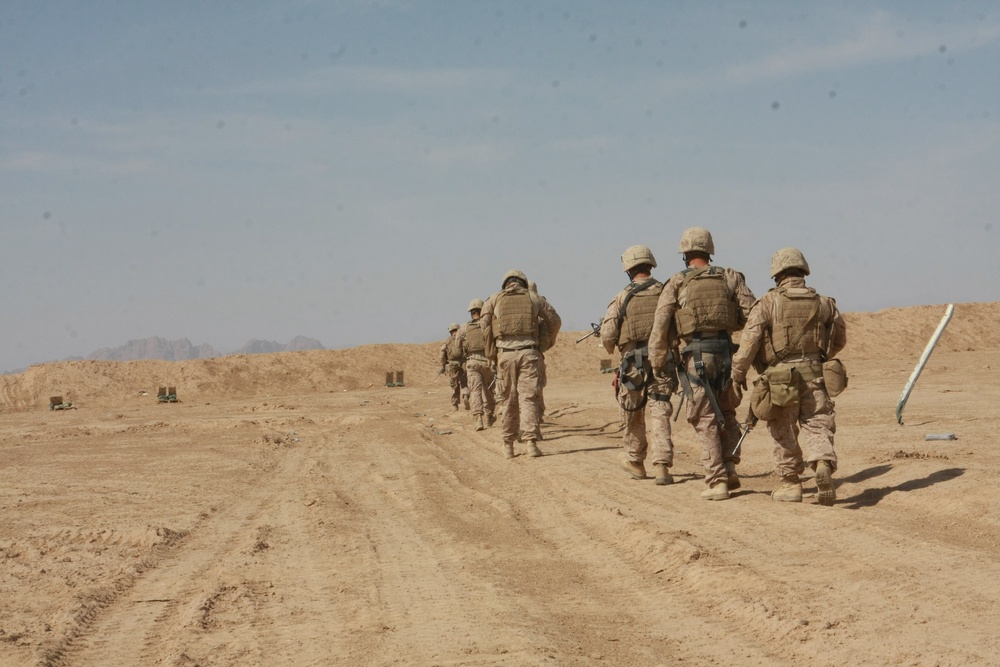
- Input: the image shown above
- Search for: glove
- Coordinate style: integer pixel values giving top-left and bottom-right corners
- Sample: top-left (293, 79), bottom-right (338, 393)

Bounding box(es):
top-left (439, 366), bottom-right (445, 374)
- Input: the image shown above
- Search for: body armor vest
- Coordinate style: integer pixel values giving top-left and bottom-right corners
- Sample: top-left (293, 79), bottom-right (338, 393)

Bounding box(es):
top-left (617, 280), bottom-right (663, 347)
top-left (463, 320), bottom-right (486, 355)
top-left (763, 286), bottom-right (828, 364)
top-left (673, 266), bottom-right (738, 337)
top-left (445, 336), bottom-right (464, 362)
top-left (492, 288), bottom-right (539, 339)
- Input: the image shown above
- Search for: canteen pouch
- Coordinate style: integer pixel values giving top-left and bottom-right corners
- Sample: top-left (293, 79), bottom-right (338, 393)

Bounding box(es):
top-left (765, 366), bottom-right (800, 407)
top-left (823, 358), bottom-right (848, 397)
top-left (749, 375), bottom-right (777, 421)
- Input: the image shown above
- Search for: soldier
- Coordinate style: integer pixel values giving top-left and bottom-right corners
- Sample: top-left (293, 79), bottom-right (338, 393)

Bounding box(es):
top-left (601, 245), bottom-right (677, 485)
top-left (649, 227), bottom-right (755, 500)
top-left (439, 322), bottom-right (469, 411)
top-left (459, 298), bottom-right (496, 431)
top-left (481, 269), bottom-right (561, 459)
top-left (730, 248), bottom-right (847, 505)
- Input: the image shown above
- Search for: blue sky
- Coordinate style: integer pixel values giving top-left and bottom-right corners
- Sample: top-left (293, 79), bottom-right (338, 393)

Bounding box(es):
top-left (1, 1), bottom-right (998, 372)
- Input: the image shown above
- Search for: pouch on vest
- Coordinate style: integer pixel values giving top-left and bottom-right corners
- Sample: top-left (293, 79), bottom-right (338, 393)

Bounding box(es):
top-left (749, 375), bottom-right (777, 421)
top-left (766, 365), bottom-right (800, 407)
top-left (823, 358), bottom-right (848, 397)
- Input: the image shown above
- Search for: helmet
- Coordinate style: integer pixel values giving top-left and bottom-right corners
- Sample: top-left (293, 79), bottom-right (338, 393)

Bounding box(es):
top-left (468, 298), bottom-right (484, 312)
top-left (678, 227), bottom-right (714, 256)
top-left (770, 247), bottom-right (810, 278)
top-left (502, 269), bottom-right (528, 288)
top-left (448, 322), bottom-right (460, 333)
top-left (621, 244), bottom-right (657, 273)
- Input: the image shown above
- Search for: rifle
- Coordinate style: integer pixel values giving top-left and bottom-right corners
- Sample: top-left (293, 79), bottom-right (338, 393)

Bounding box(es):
top-left (433, 367), bottom-right (445, 382)
top-left (732, 407), bottom-right (758, 458)
top-left (575, 322), bottom-right (603, 344)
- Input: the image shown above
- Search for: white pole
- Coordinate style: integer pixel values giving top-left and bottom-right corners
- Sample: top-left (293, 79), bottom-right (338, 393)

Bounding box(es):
top-left (896, 304), bottom-right (955, 425)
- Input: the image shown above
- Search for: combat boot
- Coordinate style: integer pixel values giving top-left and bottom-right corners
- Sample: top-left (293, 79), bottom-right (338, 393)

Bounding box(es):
top-left (652, 463), bottom-right (673, 486)
top-left (527, 441), bottom-right (542, 457)
top-left (619, 453), bottom-right (647, 480)
top-left (475, 416), bottom-right (485, 431)
top-left (487, 413), bottom-right (496, 427)
top-left (502, 441), bottom-right (515, 459)
top-left (700, 481), bottom-right (729, 501)
top-left (771, 474), bottom-right (803, 502)
top-left (725, 461), bottom-right (741, 490)
top-left (463, 397), bottom-right (470, 410)
top-left (452, 404), bottom-right (459, 412)
top-left (815, 460), bottom-right (836, 506)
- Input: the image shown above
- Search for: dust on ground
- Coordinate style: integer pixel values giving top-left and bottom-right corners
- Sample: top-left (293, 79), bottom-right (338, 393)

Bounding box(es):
top-left (2, 302), bottom-right (998, 666)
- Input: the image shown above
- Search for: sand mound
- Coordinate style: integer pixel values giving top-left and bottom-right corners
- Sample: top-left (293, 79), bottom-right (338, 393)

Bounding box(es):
top-left (1, 301), bottom-right (996, 410)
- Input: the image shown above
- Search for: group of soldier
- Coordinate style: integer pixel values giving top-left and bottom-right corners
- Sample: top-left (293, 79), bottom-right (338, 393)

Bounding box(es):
top-left (440, 226), bottom-right (846, 505)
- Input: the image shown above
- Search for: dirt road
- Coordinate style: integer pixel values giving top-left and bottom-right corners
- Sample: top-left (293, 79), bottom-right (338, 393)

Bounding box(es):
top-left (2, 331), bottom-right (1000, 665)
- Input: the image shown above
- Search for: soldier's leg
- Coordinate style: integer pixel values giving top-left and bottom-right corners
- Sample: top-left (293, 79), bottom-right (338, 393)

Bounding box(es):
top-left (687, 386), bottom-right (726, 487)
top-left (460, 368), bottom-right (470, 410)
top-left (647, 375), bottom-right (675, 468)
top-left (498, 352), bottom-right (521, 445)
top-left (448, 371), bottom-right (461, 409)
top-left (482, 365), bottom-right (497, 422)
top-left (797, 379), bottom-right (837, 471)
top-left (467, 363), bottom-right (485, 416)
top-left (517, 349), bottom-right (544, 446)
top-left (765, 406), bottom-right (805, 478)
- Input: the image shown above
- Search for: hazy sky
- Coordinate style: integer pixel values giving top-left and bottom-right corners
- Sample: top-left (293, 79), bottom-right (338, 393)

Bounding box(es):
top-left (2, 1), bottom-right (998, 372)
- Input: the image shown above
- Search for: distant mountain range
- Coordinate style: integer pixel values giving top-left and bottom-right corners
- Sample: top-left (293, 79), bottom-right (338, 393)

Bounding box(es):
top-left (85, 336), bottom-right (325, 362)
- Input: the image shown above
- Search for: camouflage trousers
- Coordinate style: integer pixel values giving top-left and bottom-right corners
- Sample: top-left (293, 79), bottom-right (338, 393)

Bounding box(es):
top-left (681, 353), bottom-right (741, 487)
top-left (497, 347), bottom-right (543, 443)
top-left (618, 374), bottom-right (675, 467)
top-left (465, 358), bottom-right (496, 418)
top-left (764, 377), bottom-right (837, 478)
top-left (446, 362), bottom-right (468, 408)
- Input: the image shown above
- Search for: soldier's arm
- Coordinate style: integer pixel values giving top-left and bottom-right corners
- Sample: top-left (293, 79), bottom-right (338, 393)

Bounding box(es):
top-left (480, 299), bottom-right (497, 362)
top-left (648, 277), bottom-right (679, 372)
top-left (599, 297), bottom-right (621, 356)
top-left (826, 299), bottom-right (847, 359)
top-left (539, 298), bottom-right (562, 349)
top-left (728, 269), bottom-right (756, 327)
top-left (731, 298), bottom-right (768, 384)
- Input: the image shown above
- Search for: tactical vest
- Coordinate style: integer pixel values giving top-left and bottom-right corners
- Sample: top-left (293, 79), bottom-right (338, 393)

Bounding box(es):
top-left (492, 287), bottom-right (539, 339)
top-left (617, 280), bottom-right (663, 347)
top-left (673, 266), bottom-right (738, 337)
top-left (762, 286), bottom-right (828, 364)
top-left (463, 320), bottom-right (486, 355)
top-left (445, 336), bottom-right (464, 362)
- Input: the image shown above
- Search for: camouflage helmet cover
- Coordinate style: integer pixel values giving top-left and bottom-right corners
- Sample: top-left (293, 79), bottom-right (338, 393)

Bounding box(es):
top-left (678, 227), bottom-right (715, 255)
top-left (770, 247), bottom-right (810, 278)
top-left (448, 322), bottom-right (461, 332)
top-left (502, 269), bottom-right (528, 288)
top-left (468, 298), bottom-right (484, 311)
top-left (621, 244), bottom-right (657, 273)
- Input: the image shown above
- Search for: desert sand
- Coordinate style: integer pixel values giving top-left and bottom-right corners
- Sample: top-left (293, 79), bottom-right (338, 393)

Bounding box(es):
top-left (2, 302), bottom-right (999, 666)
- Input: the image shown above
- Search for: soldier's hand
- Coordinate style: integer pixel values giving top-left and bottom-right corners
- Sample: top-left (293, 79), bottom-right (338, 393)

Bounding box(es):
top-left (439, 366), bottom-right (445, 374)
top-left (725, 378), bottom-right (744, 406)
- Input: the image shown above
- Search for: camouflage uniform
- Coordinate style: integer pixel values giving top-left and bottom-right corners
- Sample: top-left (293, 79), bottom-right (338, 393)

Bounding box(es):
top-left (439, 324), bottom-right (469, 410)
top-left (481, 270), bottom-right (561, 457)
top-left (601, 247), bottom-right (676, 483)
top-left (731, 248), bottom-right (847, 505)
top-left (459, 300), bottom-right (496, 428)
top-left (649, 228), bottom-right (755, 498)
